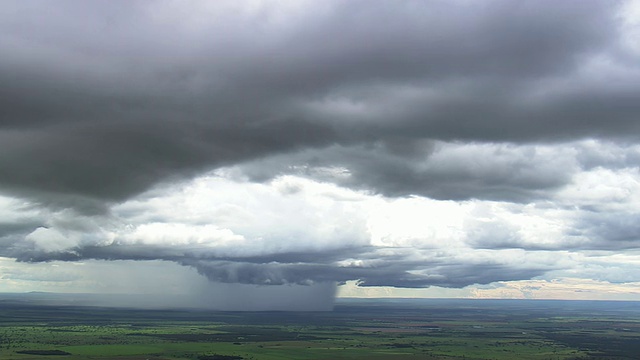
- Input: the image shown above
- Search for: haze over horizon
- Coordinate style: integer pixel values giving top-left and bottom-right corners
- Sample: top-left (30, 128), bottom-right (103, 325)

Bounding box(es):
top-left (2, 0), bottom-right (640, 310)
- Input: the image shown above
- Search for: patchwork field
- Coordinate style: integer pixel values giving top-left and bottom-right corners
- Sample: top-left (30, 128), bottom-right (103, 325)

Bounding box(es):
top-left (1, 297), bottom-right (639, 359)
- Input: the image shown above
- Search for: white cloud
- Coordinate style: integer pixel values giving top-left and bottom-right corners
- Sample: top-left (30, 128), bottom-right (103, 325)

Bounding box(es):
top-left (25, 227), bottom-right (77, 252)
top-left (3, 139), bottom-right (640, 300)
top-left (122, 223), bottom-right (244, 247)
top-left (469, 278), bottom-right (640, 300)
top-left (114, 174), bottom-right (372, 256)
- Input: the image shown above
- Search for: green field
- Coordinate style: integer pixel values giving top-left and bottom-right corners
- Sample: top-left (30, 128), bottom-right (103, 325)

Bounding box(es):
top-left (1, 298), bottom-right (639, 359)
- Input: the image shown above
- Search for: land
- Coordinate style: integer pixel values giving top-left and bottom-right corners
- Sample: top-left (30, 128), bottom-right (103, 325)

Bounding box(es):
top-left (1, 295), bottom-right (639, 360)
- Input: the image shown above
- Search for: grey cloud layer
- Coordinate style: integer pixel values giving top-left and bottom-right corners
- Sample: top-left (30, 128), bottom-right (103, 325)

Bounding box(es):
top-left (1, 0), bottom-right (637, 207)
top-left (13, 239), bottom-right (553, 289)
top-left (236, 142), bottom-right (580, 201)
top-left (1, 0), bottom-right (639, 290)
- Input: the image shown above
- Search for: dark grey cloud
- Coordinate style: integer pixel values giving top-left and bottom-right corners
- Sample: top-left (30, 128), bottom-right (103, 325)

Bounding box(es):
top-left (0, 0), bottom-right (634, 209)
top-left (0, 118), bottom-right (333, 212)
top-left (575, 141), bottom-right (640, 170)
top-left (12, 236), bottom-right (554, 289)
top-left (236, 142), bottom-right (577, 201)
top-left (0, 221), bottom-right (41, 240)
top-left (571, 211), bottom-right (640, 250)
top-left (185, 253), bottom-right (552, 289)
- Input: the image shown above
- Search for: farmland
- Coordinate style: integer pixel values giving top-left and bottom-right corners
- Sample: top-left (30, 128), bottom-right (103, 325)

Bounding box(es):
top-left (1, 296), bottom-right (639, 359)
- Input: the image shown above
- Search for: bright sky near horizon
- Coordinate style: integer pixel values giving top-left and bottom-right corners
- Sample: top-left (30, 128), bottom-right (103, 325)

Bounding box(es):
top-left (1, 0), bottom-right (640, 309)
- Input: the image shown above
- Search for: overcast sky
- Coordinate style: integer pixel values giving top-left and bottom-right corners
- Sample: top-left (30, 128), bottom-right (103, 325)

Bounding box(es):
top-left (1, 0), bottom-right (640, 310)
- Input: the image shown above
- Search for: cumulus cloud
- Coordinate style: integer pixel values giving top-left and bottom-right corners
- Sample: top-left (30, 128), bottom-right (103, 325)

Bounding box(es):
top-left (0, 173), bottom-right (619, 292)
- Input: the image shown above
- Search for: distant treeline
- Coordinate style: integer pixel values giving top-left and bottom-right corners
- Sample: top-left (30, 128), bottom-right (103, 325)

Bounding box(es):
top-left (198, 355), bottom-right (244, 360)
top-left (16, 349), bottom-right (71, 356)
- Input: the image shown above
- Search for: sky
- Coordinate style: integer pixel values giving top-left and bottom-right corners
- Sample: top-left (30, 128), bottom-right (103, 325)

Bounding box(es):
top-left (1, 0), bottom-right (640, 310)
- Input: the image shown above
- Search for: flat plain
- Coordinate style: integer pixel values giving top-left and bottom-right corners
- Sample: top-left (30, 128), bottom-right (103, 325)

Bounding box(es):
top-left (1, 296), bottom-right (639, 360)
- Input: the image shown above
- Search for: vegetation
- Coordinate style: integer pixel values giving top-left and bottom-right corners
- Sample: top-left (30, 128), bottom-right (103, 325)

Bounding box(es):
top-left (0, 298), bottom-right (639, 359)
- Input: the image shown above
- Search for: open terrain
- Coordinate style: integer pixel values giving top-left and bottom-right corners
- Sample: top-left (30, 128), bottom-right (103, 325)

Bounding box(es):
top-left (1, 296), bottom-right (639, 359)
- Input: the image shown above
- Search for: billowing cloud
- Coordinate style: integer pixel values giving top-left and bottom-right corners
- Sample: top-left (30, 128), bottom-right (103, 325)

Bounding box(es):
top-left (1, 0), bottom-right (640, 308)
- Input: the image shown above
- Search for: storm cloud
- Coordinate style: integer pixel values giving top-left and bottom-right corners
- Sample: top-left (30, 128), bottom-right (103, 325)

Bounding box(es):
top-left (1, 0), bottom-right (640, 308)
